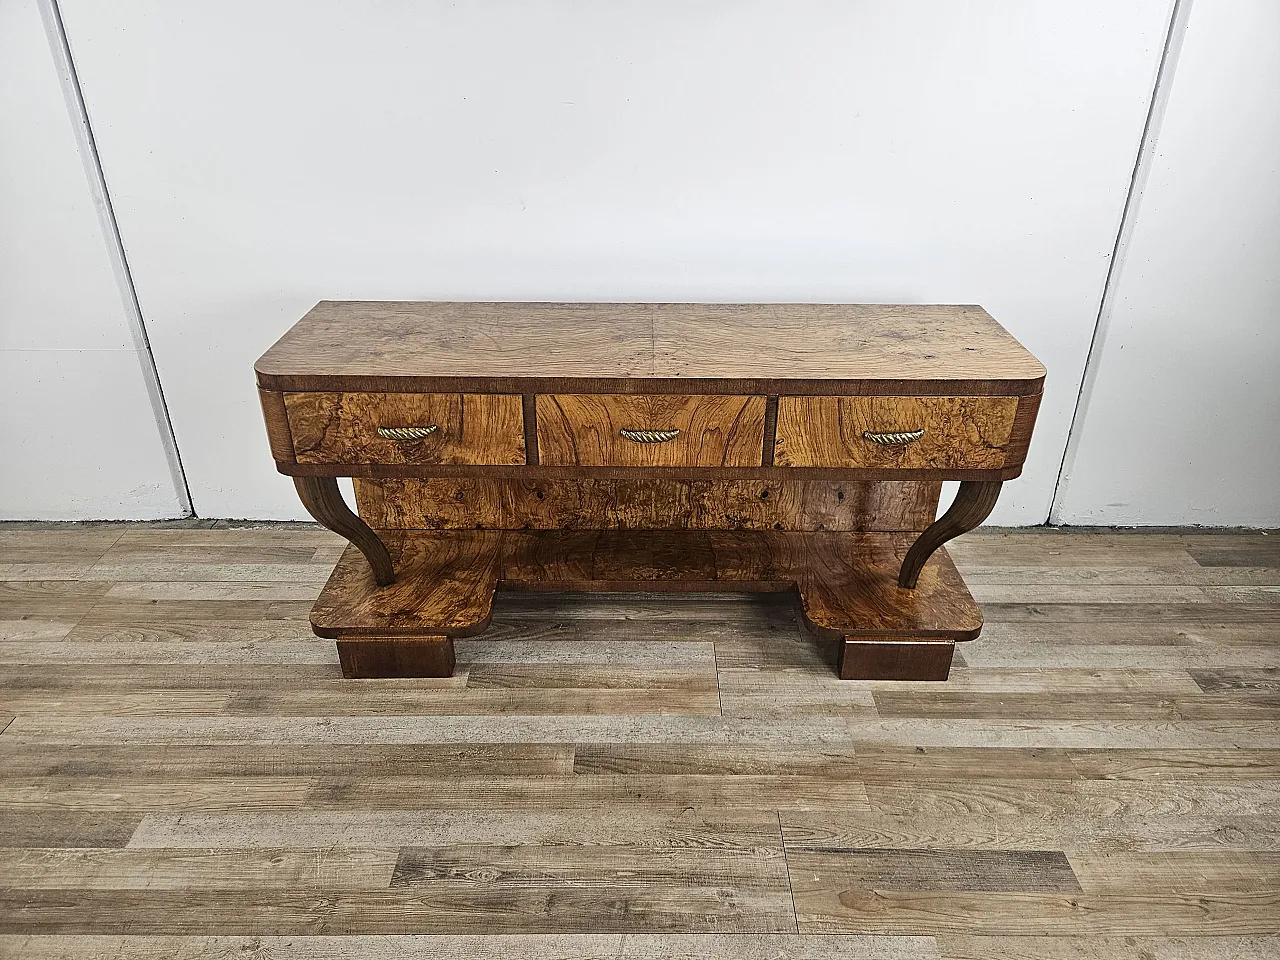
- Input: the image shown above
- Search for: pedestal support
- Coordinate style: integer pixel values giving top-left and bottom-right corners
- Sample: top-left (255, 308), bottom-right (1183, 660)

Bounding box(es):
top-left (336, 635), bottom-right (455, 679)
top-left (294, 476), bottom-right (396, 586)
top-left (838, 638), bottom-right (955, 680)
top-left (898, 480), bottom-right (1003, 589)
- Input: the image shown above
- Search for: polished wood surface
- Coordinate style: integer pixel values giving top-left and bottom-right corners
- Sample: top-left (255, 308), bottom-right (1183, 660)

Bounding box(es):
top-left (309, 529), bottom-right (982, 655)
top-left (336, 635), bottom-right (455, 680)
top-left (0, 525), bottom-right (1277, 953)
top-left (284, 392), bottom-right (525, 466)
top-left (353, 478), bottom-right (943, 532)
top-left (775, 395), bottom-right (1022, 469)
top-left (255, 301), bottom-right (1046, 396)
top-left (900, 480), bottom-right (1005, 589)
top-left (535, 395), bottom-right (767, 467)
top-left (256, 388), bottom-right (295, 463)
top-left (282, 460), bottom-right (1034, 482)
top-left (292, 477), bottom-right (394, 587)
top-left (838, 638), bottom-right (956, 681)
top-left (256, 301), bottom-right (1046, 680)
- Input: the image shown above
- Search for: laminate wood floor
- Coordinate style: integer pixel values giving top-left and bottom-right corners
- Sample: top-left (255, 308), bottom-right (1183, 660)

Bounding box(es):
top-left (0, 524), bottom-right (1277, 959)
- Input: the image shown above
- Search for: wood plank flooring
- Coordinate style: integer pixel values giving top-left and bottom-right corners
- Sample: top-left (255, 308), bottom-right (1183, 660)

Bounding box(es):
top-left (0, 523), bottom-right (1278, 958)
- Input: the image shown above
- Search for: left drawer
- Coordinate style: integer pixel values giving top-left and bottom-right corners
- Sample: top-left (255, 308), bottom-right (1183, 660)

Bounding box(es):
top-left (283, 392), bottom-right (526, 465)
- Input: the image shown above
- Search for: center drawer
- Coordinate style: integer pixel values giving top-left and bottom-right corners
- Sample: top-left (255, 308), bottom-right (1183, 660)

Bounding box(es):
top-left (284, 392), bottom-right (526, 465)
top-left (536, 395), bottom-right (767, 467)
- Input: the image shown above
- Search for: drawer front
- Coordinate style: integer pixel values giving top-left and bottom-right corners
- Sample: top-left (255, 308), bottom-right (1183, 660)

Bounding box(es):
top-left (536, 395), bottom-right (767, 467)
top-left (774, 396), bottom-right (1020, 469)
top-left (284, 392), bottom-right (525, 465)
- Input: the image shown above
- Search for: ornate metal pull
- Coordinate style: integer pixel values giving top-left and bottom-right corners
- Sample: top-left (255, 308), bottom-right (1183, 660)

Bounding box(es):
top-left (863, 428), bottom-right (924, 445)
top-left (620, 428), bottom-right (680, 444)
top-left (378, 425), bottom-right (439, 441)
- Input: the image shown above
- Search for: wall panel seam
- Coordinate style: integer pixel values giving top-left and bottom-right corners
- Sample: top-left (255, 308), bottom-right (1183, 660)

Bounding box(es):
top-left (36, 0), bottom-right (195, 516)
top-left (1049, 0), bottom-right (1194, 524)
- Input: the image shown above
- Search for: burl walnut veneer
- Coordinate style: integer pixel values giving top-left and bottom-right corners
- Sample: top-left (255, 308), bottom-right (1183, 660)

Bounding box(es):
top-left (256, 302), bottom-right (1045, 681)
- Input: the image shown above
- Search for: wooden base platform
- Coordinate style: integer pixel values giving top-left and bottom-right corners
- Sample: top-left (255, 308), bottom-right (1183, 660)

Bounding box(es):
top-left (311, 529), bottom-right (981, 681)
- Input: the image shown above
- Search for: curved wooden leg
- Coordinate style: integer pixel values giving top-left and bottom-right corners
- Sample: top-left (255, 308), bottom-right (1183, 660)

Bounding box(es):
top-left (294, 476), bottom-right (395, 586)
top-left (898, 480), bottom-right (1002, 589)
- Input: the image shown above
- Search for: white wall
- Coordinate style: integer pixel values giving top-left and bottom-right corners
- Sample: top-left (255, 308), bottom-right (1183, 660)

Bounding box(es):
top-left (1053, 0), bottom-right (1280, 526)
top-left (55, 0), bottom-right (1174, 522)
top-left (0, 0), bottom-right (184, 520)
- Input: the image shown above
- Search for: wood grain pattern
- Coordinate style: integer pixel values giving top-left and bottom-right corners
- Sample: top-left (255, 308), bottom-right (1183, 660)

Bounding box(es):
top-left (775, 396), bottom-right (1021, 469)
top-left (255, 301), bottom-right (1046, 395)
top-left (293, 476), bottom-right (395, 586)
top-left (309, 532), bottom-right (504, 638)
top-left (838, 639), bottom-right (956, 681)
top-left (353, 478), bottom-right (943, 532)
top-left (0, 847), bottom-right (399, 890)
top-left (899, 481), bottom-right (1004, 589)
top-left (284, 392), bottom-right (525, 465)
top-left (336, 635), bottom-right (456, 680)
top-left (536, 395), bottom-right (766, 467)
top-left (257, 389), bottom-right (295, 463)
top-left (309, 529), bottom-right (982, 660)
top-left (652, 303), bottom-right (1046, 385)
top-left (761, 396), bottom-right (779, 467)
top-left (1, 525), bottom-right (1278, 949)
top-left (283, 461), bottom-right (1030, 482)
top-left (521, 394), bottom-right (540, 466)
top-left (784, 848), bottom-right (1081, 892)
top-left (0, 887), bottom-right (797, 934)
top-left (1005, 391), bottom-right (1043, 468)
top-left (1190, 668), bottom-right (1280, 693)
top-left (0, 811), bottom-right (141, 849)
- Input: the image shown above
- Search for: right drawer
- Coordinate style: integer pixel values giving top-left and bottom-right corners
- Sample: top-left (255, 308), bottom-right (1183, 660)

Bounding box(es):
top-left (774, 396), bottom-right (1021, 469)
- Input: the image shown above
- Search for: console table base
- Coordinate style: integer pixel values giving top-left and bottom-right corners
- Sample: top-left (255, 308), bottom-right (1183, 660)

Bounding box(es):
top-left (312, 529), bottom-right (981, 680)
top-left (335, 634), bottom-right (455, 680)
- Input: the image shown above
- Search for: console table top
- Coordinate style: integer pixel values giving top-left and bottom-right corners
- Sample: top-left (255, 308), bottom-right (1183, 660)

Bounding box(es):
top-left (255, 301), bottom-right (1045, 396)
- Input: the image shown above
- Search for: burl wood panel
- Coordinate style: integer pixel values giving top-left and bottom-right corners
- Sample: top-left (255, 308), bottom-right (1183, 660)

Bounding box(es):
top-left (536, 395), bottom-right (767, 468)
top-left (310, 531), bottom-right (504, 637)
top-left (255, 301), bottom-right (1046, 396)
top-left (775, 396), bottom-right (1020, 469)
top-left (310, 530), bottom-right (981, 651)
top-left (283, 392), bottom-right (525, 466)
top-left (353, 478), bottom-right (943, 532)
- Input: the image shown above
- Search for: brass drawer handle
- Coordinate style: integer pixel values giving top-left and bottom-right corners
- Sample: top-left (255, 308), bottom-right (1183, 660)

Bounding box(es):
top-left (378, 425), bottom-right (439, 441)
top-left (863, 428), bottom-right (924, 445)
top-left (620, 428), bottom-right (680, 444)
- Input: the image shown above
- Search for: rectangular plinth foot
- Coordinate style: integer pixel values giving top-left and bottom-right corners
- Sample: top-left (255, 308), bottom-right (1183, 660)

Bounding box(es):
top-left (838, 638), bottom-right (954, 681)
top-left (336, 635), bottom-right (455, 679)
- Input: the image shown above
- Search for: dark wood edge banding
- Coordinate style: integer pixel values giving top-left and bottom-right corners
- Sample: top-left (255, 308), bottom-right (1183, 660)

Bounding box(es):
top-left (762, 396), bottom-right (779, 467)
top-left (309, 535), bottom-right (977, 647)
top-left (333, 632), bottom-right (456, 643)
top-left (838, 638), bottom-right (957, 681)
top-left (521, 394), bottom-right (539, 466)
top-left (1006, 389), bottom-right (1043, 465)
top-left (335, 635), bottom-right (455, 679)
top-left (257, 389), bottom-right (296, 463)
top-left (898, 479), bottom-right (1003, 589)
top-left (277, 462), bottom-right (1025, 482)
top-left (293, 476), bottom-right (396, 586)
top-left (256, 372), bottom-right (1046, 398)
top-left (314, 608), bottom-right (494, 641)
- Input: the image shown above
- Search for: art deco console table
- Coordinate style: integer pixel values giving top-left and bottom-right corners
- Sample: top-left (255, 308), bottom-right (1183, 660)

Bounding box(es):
top-left (256, 302), bottom-right (1044, 681)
